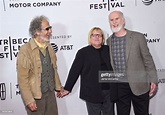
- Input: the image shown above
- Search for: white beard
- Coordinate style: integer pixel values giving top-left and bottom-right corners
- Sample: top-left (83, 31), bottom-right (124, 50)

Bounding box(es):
top-left (40, 36), bottom-right (50, 42)
top-left (111, 24), bottom-right (123, 33)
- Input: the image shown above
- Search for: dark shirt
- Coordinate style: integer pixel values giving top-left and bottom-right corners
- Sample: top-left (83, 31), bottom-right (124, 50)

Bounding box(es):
top-left (96, 48), bottom-right (110, 90)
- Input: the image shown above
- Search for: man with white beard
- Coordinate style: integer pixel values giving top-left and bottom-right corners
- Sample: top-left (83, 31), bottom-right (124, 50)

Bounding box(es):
top-left (106, 11), bottom-right (158, 115)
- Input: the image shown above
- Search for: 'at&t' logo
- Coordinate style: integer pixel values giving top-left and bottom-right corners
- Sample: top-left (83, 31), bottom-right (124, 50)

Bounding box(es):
top-left (142, 0), bottom-right (165, 6)
top-left (51, 43), bottom-right (73, 53)
top-left (0, 83), bottom-right (6, 100)
top-left (142, 0), bottom-right (153, 5)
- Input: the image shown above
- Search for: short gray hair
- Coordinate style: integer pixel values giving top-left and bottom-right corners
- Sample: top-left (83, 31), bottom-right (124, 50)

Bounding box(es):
top-left (109, 10), bottom-right (125, 20)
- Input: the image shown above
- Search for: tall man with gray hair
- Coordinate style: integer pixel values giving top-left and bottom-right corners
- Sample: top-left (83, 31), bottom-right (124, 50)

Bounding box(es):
top-left (107, 11), bottom-right (158, 115)
top-left (17, 15), bottom-right (63, 115)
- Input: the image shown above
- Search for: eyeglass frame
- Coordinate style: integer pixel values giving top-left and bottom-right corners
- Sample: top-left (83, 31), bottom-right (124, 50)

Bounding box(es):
top-left (91, 34), bottom-right (103, 38)
top-left (41, 26), bottom-right (52, 31)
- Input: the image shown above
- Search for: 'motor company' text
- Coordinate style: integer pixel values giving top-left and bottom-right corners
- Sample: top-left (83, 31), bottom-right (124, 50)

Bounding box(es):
top-left (9, 2), bottom-right (61, 8)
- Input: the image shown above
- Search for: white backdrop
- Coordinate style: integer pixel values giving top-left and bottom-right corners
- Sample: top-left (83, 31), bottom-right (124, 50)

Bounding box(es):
top-left (0, 0), bottom-right (165, 115)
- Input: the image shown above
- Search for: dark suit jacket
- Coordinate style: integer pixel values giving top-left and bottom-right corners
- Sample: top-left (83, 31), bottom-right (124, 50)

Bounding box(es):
top-left (64, 45), bottom-right (113, 103)
top-left (107, 29), bottom-right (158, 96)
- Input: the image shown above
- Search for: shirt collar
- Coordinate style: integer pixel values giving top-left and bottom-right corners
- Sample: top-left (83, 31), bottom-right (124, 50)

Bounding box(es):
top-left (34, 38), bottom-right (47, 49)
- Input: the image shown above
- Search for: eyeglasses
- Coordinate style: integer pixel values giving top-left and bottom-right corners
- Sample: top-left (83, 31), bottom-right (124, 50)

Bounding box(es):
top-left (91, 34), bottom-right (102, 38)
top-left (41, 26), bottom-right (52, 31)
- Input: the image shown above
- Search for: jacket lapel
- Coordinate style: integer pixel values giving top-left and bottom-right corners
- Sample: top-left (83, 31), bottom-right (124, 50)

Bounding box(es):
top-left (125, 30), bottom-right (133, 63)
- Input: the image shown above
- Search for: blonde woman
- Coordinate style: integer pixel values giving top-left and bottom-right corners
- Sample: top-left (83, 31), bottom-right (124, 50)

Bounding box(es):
top-left (58, 27), bottom-right (114, 115)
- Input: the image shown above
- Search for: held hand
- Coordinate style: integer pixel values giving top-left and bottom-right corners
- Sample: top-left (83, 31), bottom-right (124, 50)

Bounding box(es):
top-left (62, 89), bottom-right (70, 97)
top-left (149, 82), bottom-right (157, 97)
top-left (56, 87), bottom-right (64, 97)
top-left (57, 89), bottom-right (70, 98)
top-left (56, 87), bottom-right (66, 98)
top-left (57, 91), bottom-right (62, 98)
top-left (27, 101), bottom-right (37, 111)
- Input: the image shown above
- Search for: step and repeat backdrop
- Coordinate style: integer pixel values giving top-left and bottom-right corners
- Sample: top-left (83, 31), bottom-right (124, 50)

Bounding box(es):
top-left (0, 0), bottom-right (165, 115)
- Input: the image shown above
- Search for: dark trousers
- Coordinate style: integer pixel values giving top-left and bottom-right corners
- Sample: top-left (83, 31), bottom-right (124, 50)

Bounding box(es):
top-left (116, 83), bottom-right (149, 115)
top-left (26, 90), bottom-right (58, 115)
top-left (85, 90), bottom-right (114, 115)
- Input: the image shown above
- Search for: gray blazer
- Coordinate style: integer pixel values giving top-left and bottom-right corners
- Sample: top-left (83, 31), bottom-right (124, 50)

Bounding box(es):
top-left (107, 29), bottom-right (158, 96)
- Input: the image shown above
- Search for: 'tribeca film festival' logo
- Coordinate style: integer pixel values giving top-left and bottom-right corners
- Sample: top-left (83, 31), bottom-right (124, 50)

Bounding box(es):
top-left (89, 0), bottom-right (125, 11)
top-left (0, 37), bottom-right (29, 60)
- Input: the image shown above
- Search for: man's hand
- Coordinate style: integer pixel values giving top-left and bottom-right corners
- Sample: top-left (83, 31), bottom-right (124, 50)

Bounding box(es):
top-left (149, 82), bottom-right (157, 97)
top-left (27, 101), bottom-right (37, 111)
